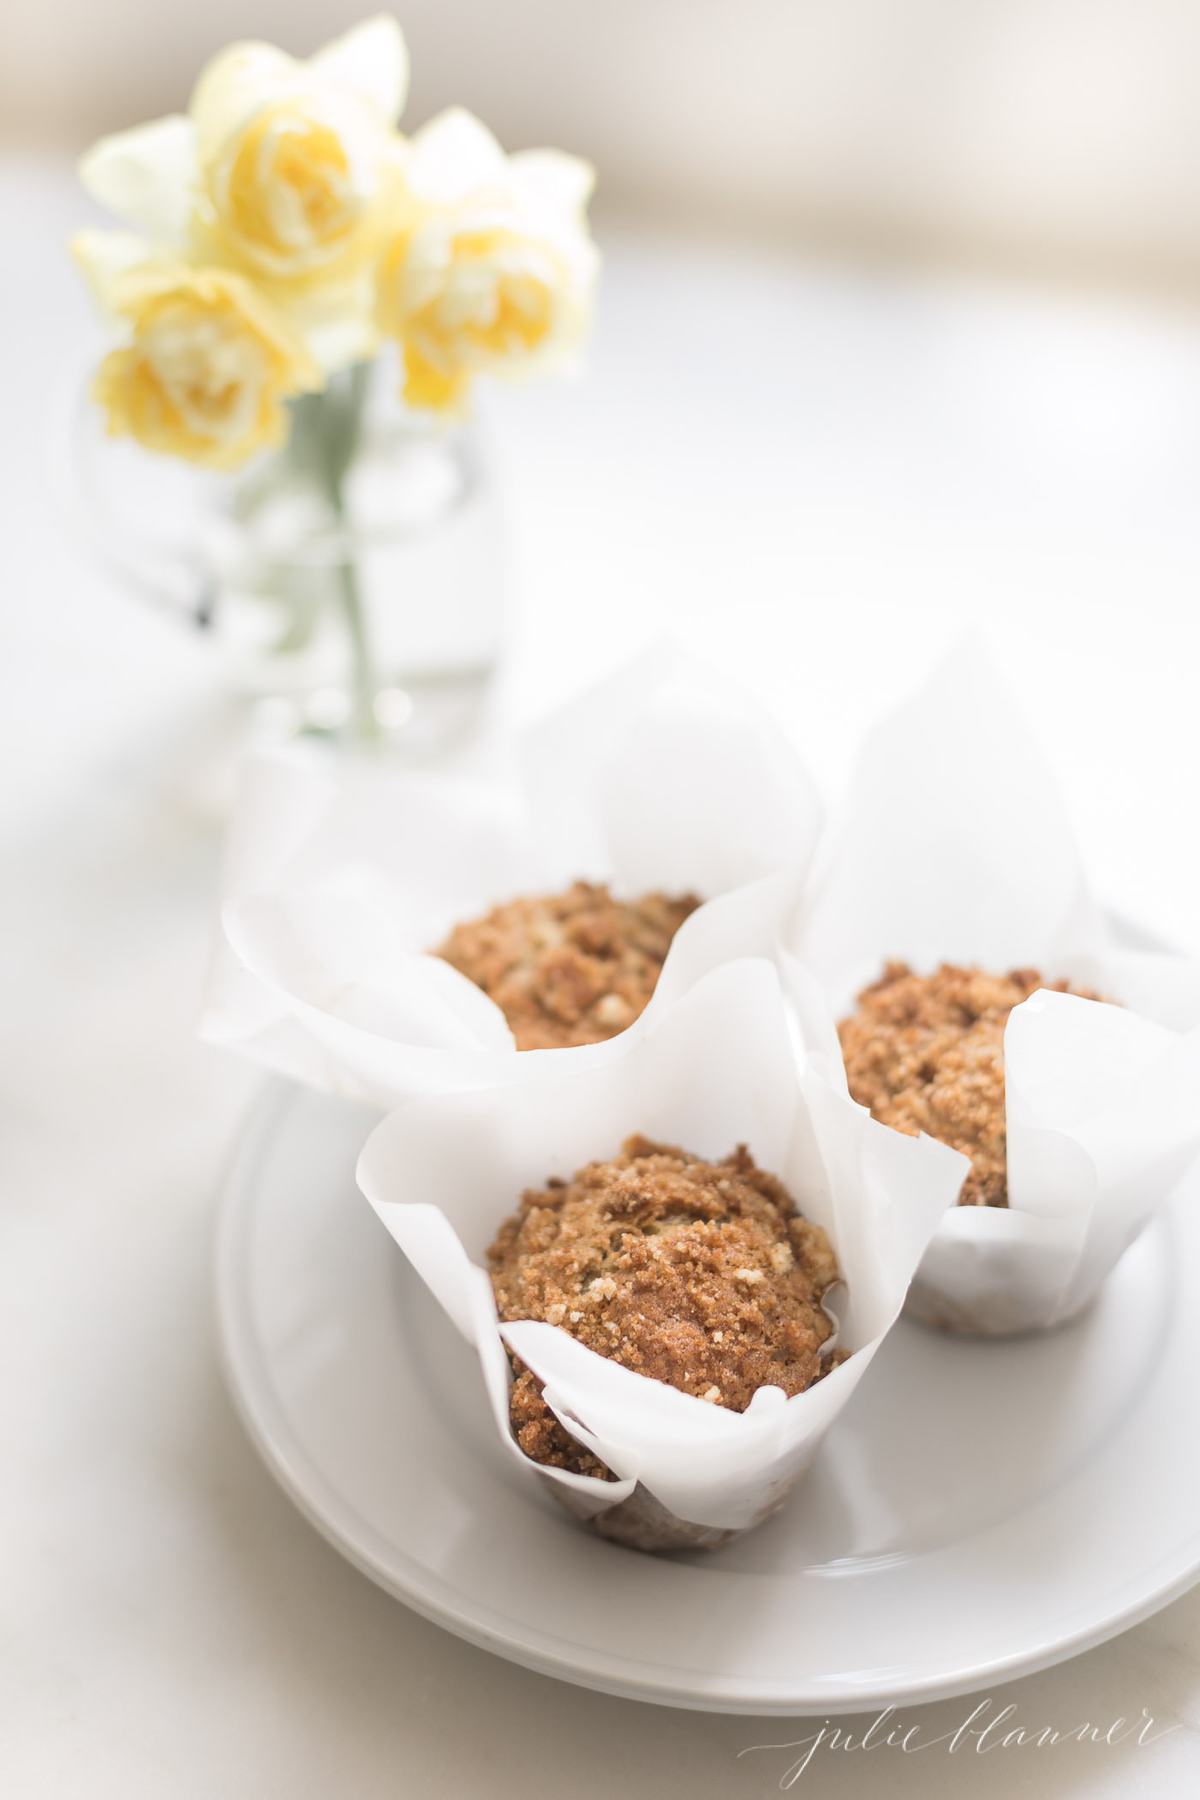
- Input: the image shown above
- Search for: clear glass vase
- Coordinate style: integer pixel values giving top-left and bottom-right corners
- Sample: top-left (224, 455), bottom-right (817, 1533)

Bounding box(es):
top-left (75, 356), bottom-right (506, 753)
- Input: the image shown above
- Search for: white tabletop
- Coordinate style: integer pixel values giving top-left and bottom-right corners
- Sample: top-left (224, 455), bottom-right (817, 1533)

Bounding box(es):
top-left (4, 156), bottom-right (1199, 1795)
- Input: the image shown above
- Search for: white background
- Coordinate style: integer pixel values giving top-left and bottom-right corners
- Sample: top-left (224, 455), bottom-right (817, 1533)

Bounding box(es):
top-left (4, 123), bottom-right (1200, 1798)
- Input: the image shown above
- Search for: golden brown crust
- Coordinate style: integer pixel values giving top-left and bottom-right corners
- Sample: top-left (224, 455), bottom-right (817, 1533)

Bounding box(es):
top-left (488, 1136), bottom-right (840, 1477)
top-left (838, 961), bottom-right (1104, 1207)
top-left (433, 881), bottom-right (700, 1052)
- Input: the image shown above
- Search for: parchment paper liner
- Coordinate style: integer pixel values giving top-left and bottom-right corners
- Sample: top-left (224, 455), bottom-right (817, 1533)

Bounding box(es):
top-left (788, 642), bottom-right (1200, 1337)
top-left (202, 644), bottom-right (822, 1107)
top-left (357, 960), bottom-right (966, 1552)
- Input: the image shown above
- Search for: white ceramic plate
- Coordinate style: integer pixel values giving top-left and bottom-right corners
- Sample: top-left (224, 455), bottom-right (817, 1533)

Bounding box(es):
top-left (216, 1080), bottom-right (1200, 1715)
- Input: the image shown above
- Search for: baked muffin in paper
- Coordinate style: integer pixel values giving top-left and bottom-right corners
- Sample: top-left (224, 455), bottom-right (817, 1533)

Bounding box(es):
top-left (787, 642), bottom-right (1200, 1337)
top-left (357, 960), bottom-right (966, 1552)
top-left (202, 644), bottom-right (821, 1106)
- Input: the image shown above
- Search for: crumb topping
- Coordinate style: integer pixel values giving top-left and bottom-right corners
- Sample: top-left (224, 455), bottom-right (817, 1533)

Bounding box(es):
top-left (838, 961), bottom-right (1104, 1207)
top-left (433, 881), bottom-right (700, 1052)
top-left (488, 1135), bottom-right (840, 1477)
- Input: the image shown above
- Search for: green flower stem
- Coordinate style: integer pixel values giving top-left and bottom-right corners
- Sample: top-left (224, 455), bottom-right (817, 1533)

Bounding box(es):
top-left (332, 541), bottom-right (378, 743)
top-left (292, 362), bottom-right (380, 743)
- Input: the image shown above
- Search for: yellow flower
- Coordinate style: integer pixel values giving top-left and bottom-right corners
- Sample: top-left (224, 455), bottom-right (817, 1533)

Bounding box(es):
top-left (375, 110), bottom-right (598, 413)
top-left (191, 20), bottom-right (407, 284)
top-left (75, 240), bottom-right (319, 469)
top-left (78, 16), bottom-right (408, 370)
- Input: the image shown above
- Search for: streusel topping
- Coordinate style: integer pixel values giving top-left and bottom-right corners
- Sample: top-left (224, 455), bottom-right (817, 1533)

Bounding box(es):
top-left (838, 961), bottom-right (1103, 1207)
top-left (488, 1135), bottom-right (840, 1477)
top-left (434, 881), bottom-right (700, 1051)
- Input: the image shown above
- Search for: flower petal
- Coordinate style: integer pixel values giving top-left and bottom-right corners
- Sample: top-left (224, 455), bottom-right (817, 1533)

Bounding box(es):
top-left (288, 278), bottom-right (382, 375)
top-left (510, 149), bottom-right (596, 220)
top-left (71, 228), bottom-right (153, 312)
top-left (407, 108), bottom-right (507, 204)
top-left (190, 42), bottom-right (298, 164)
top-left (308, 14), bottom-right (409, 122)
top-left (79, 115), bottom-right (197, 245)
top-left (402, 343), bottom-right (471, 413)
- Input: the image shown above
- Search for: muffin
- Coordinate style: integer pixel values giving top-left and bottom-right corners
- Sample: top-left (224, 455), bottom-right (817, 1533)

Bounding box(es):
top-left (487, 1134), bottom-right (841, 1479)
top-left (838, 962), bottom-right (1105, 1207)
top-left (433, 881), bottom-right (700, 1051)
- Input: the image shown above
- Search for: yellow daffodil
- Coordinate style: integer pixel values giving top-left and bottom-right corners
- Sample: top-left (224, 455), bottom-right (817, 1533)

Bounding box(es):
top-left (75, 234), bottom-right (319, 469)
top-left (73, 17), bottom-right (598, 474)
top-left (78, 15), bottom-right (408, 370)
top-left (375, 109), bottom-right (598, 413)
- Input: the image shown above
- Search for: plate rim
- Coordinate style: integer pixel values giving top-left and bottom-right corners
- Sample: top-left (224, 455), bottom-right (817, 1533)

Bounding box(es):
top-left (215, 1078), bottom-right (1200, 1716)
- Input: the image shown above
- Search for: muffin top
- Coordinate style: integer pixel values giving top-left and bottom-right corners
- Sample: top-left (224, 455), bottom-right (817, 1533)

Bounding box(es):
top-left (433, 880), bottom-right (700, 1051)
top-left (488, 1135), bottom-right (839, 1475)
top-left (838, 961), bottom-right (1103, 1207)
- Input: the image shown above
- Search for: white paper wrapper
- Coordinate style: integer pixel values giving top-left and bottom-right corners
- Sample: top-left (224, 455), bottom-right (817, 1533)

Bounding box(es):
top-left (357, 960), bottom-right (967, 1551)
top-left (790, 641), bottom-right (1200, 1336)
top-left (202, 645), bottom-right (822, 1107)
